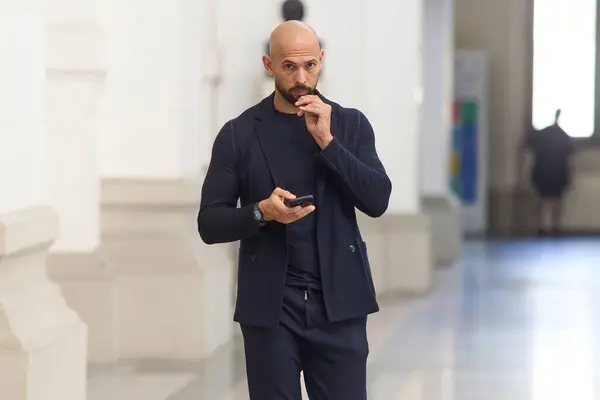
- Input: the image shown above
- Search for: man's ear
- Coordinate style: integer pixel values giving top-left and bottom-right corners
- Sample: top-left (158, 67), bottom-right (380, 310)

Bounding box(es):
top-left (262, 55), bottom-right (274, 77)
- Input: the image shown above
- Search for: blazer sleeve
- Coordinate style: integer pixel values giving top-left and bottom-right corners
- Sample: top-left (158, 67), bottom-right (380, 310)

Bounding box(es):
top-left (197, 121), bottom-right (262, 244)
top-left (318, 110), bottom-right (392, 217)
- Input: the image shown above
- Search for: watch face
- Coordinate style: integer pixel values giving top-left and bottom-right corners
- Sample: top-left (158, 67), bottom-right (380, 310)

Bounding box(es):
top-left (253, 209), bottom-right (262, 221)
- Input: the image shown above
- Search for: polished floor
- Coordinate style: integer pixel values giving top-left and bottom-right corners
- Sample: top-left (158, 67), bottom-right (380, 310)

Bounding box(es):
top-left (88, 238), bottom-right (600, 399)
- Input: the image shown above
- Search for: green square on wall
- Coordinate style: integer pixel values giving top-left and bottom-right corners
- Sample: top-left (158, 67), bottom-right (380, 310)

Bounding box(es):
top-left (461, 101), bottom-right (478, 125)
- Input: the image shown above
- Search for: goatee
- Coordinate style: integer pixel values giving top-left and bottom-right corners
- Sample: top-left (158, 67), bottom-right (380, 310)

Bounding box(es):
top-left (276, 82), bottom-right (318, 105)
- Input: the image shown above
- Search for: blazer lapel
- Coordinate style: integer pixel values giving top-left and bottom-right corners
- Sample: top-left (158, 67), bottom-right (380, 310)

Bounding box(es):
top-left (254, 94), bottom-right (286, 189)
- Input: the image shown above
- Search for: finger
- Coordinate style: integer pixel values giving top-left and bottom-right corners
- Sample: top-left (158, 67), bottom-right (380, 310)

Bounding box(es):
top-left (288, 210), bottom-right (314, 223)
top-left (273, 187), bottom-right (295, 199)
top-left (290, 207), bottom-right (306, 218)
top-left (288, 205), bottom-right (303, 214)
top-left (301, 205), bottom-right (316, 216)
top-left (299, 105), bottom-right (323, 116)
top-left (293, 205), bottom-right (315, 219)
top-left (296, 94), bottom-right (320, 106)
top-left (282, 206), bottom-right (315, 224)
top-left (295, 95), bottom-right (321, 107)
top-left (280, 206), bottom-right (303, 223)
top-left (279, 204), bottom-right (302, 217)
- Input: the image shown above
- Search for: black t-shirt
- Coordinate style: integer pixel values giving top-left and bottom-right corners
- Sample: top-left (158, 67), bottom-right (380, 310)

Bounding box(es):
top-left (273, 110), bottom-right (321, 289)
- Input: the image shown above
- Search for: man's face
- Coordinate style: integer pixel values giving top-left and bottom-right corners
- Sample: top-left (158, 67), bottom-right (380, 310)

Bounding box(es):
top-left (264, 49), bottom-right (323, 105)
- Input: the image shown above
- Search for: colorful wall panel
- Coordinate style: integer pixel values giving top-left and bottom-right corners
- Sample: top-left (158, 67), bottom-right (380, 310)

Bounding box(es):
top-left (453, 49), bottom-right (488, 235)
top-left (451, 100), bottom-right (479, 205)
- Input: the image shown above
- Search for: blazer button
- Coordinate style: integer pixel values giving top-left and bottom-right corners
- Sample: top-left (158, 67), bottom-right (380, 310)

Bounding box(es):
top-left (348, 245), bottom-right (356, 253)
top-left (251, 255), bottom-right (258, 262)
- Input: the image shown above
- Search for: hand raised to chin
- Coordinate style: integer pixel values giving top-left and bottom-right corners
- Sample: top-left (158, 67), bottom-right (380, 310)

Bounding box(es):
top-left (295, 95), bottom-right (333, 149)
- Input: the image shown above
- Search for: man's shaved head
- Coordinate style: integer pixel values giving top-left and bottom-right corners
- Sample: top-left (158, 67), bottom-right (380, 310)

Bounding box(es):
top-left (268, 21), bottom-right (320, 57)
top-left (262, 21), bottom-right (324, 110)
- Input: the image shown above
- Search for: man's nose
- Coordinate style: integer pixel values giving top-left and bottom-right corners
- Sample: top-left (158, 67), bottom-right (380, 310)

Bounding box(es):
top-left (294, 68), bottom-right (308, 84)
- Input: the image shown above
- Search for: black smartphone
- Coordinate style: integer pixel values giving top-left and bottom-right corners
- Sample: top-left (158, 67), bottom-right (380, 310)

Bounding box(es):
top-left (284, 195), bottom-right (314, 208)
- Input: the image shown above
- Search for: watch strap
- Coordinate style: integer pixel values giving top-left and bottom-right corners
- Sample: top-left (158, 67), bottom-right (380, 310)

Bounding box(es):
top-left (253, 202), bottom-right (265, 222)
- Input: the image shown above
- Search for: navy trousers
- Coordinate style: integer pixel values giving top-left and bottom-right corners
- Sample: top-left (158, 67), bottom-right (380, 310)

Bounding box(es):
top-left (240, 285), bottom-right (369, 400)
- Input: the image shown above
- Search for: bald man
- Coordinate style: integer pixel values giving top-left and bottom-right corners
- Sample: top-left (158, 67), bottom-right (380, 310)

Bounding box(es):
top-left (198, 21), bottom-right (391, 399)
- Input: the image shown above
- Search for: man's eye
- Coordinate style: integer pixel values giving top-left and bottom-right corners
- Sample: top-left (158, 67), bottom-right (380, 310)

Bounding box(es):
top-left (284, 64), bottom-right (294, 70)
top-left (307, 62), bottom-right (316, 68)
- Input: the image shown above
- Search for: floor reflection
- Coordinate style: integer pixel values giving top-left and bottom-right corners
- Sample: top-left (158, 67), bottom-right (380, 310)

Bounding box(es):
top-left (88, 238), bottom-right (600, 399)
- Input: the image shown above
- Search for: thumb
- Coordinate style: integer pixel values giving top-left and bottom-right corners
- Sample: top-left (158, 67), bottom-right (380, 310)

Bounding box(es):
top-left (273, 187), bottom-right (295, 200)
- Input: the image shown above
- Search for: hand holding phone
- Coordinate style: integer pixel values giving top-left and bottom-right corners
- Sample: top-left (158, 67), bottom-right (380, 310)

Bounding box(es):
top-left (258, 189), bottom-right (315, 224)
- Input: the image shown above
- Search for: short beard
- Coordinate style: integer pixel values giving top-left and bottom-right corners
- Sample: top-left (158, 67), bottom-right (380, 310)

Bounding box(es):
top-left (275, 81), bottom-right (318, 105)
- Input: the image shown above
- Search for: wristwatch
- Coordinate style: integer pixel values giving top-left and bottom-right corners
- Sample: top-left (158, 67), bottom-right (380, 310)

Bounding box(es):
top-left (252, 202), bottom-right (265, 223)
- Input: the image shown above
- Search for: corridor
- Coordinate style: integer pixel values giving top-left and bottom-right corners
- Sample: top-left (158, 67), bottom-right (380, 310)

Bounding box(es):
top-left (88, 238), bottom-right (600, 399)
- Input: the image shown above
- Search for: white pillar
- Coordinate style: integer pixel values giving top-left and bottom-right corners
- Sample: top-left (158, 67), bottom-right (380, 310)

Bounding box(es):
top-left (361, 0), bottom-right (433, 294)
top-left (420, 0), bottom-right (462, 266)
top-left (421, 0), bottom-right (453, 198)
top-left (98, 0), bottom-right (236, 360)
top-left (45, 2), bottom-right (104, 253)
top-left (363, 1), bottom-right (421, 215)
top-left (215, 0), bottom-right (278, 129)
top-left (43, 0), bottom-right (117, 364)
top-left (302, 0), bottom-right (363, 108)
top-left (0, 2), bottom-right (87, 398)
top-left (100, 0), bottom-right (215, 181)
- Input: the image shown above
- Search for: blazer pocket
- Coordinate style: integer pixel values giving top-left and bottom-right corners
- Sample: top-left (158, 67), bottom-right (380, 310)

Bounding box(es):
top-left (239, 246), bottom-right (259, 264)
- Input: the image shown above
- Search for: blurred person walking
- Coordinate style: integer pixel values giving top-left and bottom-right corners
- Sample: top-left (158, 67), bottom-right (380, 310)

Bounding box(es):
top-left (521, 109), bottom-right (575, 236)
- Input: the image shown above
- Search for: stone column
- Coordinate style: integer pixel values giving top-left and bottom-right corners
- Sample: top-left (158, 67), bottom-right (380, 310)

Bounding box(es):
top-left (98, 0), bottom-right (236, 360)
top-left (420, 0), bottom-right (462, 266)
top-left (0, 2), bottom-right (87, 398)
top-left (44, 0), bottom-right (116, 363)
top-left (358, 0), bottom-right (433, 296)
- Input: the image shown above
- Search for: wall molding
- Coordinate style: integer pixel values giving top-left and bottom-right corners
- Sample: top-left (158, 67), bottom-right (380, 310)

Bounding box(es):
top-left (0, 206), bottom-right (87, 399)
top-left (98, 178), bottom-right (235, 361)
top-left (422, 195), bottom-right (461, 266)
top-left (358, 211), bottom-right (433, 296)
top-left (0, 206), bottom-right (58, 257)
top-left (101, 178), bottom-right (201, 208)
top-left (45, 23), bottom-right (105, 73)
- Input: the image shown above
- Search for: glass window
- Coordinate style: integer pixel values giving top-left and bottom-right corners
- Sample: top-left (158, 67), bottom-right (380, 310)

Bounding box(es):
top-left (532, 0), bottom-right (597, 138)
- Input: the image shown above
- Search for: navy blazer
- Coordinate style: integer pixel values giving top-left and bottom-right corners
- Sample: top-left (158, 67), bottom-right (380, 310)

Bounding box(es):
top-left (198, 92), bottom-right (392, 328)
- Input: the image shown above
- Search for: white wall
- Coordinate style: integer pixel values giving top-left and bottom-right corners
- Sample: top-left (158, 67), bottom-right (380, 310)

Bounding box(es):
top-left (99, 0), bottom-right (182, 179)
top-left (301, 0), bottom-right (364, 109)
top-left (45, 0), bottom-right (105, 252)
top-left (181, 0), bottom-right (216, 177)
top-left (0, 2), bottom-right (46, 213)
top-left (99, 0), bottom-right (423, 213)
top-left (99, 0), bottom-right (212, 180)
top-left (362, 0), bottom-right (422, 213)
top-left (420, 0), bottom-right (453, 197)
top-left (214, 0), bottom-right (278, 126)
